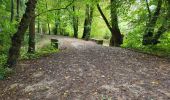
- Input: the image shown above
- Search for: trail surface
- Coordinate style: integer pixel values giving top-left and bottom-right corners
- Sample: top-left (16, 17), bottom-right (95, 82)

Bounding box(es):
top-left (0, 36), bottom-right (170, 100)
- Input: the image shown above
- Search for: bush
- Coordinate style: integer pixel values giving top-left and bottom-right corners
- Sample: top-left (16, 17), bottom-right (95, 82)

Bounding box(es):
top-left (122, 26), bottom-right (170, 57)
top-left (0, 54), bottom-right (13, 79)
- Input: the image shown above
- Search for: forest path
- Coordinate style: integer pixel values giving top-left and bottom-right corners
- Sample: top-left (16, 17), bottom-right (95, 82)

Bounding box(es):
top-left (0, 36), bottom-right (170, 100)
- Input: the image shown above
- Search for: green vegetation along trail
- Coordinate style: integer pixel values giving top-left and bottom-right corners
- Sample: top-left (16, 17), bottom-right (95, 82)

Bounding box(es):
top-left (0, 36), bottom-right (170, 100)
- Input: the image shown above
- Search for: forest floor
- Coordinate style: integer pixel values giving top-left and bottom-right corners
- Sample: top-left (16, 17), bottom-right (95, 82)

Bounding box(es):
top-left (0, 36), bottom-right (170, 100)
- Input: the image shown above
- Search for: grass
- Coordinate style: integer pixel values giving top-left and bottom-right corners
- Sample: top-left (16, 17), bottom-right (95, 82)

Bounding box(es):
top-left (21, 44), bottom-right (59, 60)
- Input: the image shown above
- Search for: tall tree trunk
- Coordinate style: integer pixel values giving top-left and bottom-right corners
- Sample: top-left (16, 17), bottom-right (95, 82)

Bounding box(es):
top-left (45, 0), bottom-right (51, 35)
top-left (97, 2), bottom-right (123, 47)
top-left (54, 12), bottom-right (59, 35)
top-left (47, 23), bottom-right (51, 35)
top-left (82, 13), bottom-right (89, 38)
top-left (110, 0), bottom-right (123, 47)
top-left (57, 11), bottom-right (61, 35)
top-left (28, 12), bottom-right (35, 53)
top-left (82, 4), bottom-right (93, 40)
top-left (143, 0), bottom-right (162, 45)
top-left (37, 16), bottom-right (40, 33)
top-left (73, 5), bottom-right (79, 38)
top-left (82, 5), bottom-right (90, 39)
top-left (88, 6), bottom-right (93, 39)
top-left (16, 0), bottom-right (20, 21)
top-left (10, 0), bottom-right (14, 22)
top-left (6, 0), bottom-right (37, 68)
top-left (37, 8), bottom-right (40, 33)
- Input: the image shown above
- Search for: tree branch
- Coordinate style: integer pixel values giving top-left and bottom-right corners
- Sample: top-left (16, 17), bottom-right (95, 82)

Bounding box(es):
top-left (145, 0), bottom-right (151, 20)
top-left (35, 0), bottom-right (74, 17)
top-left (97, 4), bottom-right (112, 33)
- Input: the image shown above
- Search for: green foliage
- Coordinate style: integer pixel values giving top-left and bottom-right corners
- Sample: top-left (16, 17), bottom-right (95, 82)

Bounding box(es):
top-left (0, 1), bottom-right (16, 78)
top-left (0, 54), bottom-right (7, 66)
top-left (120, 0), bottom-right (170, 57)
top-left (0, 54), bottom-right (13, 79)
top-left (0, 11), bottom-right (16, 54)
top-left (122, 26), bottom-right (143, 48)
top-left (0, 67), bottom-right (13, 80)
top-left (123, 28), bottom-right (170, 57)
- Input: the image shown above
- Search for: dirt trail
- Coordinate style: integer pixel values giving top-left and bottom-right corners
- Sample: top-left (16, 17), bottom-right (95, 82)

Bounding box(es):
top-left (0, 36), bottom-right (170, 100)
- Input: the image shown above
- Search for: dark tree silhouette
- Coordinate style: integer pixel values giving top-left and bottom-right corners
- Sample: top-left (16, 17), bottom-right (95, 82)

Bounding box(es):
top-left (7, 0), bottom-right (37, 67)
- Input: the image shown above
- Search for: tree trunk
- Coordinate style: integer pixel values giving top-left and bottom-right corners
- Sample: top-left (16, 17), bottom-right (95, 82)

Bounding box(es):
top-left (73, 5), bottom-right (79, 38)
top-left (54, 12), bottom-right (59, 35)
top-left (16, 0), bottom-right (20, 21)
top-left (6, 0), bottom-right (37, 68)
top-left (37, 16), bottom-right (40, 33)
top-left (45, 0), bottom-right (51, 35)
top-left (10, 0), bottom-right (14, 22)
top-left (143, 0), bottom-right (162, 45)
top-left (97, 2), bottom-right (123, 47)
top-left (110, 0), bottom-right (123, 47)
top-left (56, 11), bottom-right (61, 35)
top-left (82, 4), bottom-right (90, 39)
top-left (37, 9), bottom-right (40, 33)
top-left (47, 23), bottom-right (51, 35)
top-left (87, 6), bottom-right (94, 39)
top-left (28, 13), bottom-right (35, 53)
top-left (82, 17), bottom-right (89, 39)
top-left (145, 0), bottom-right (151, 21)
top-left (82, 4), bottom-right (93, 40)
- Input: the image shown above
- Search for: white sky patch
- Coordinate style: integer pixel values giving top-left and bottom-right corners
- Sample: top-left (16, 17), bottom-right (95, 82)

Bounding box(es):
top-left (150, 5), bottom-right (156, 11)
top-left (136, 0), bottom-right (140, 3)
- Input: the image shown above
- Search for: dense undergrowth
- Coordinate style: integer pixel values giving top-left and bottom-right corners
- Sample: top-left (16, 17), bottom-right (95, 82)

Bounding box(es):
top-left (122, 27), bottom-right (170, 58)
